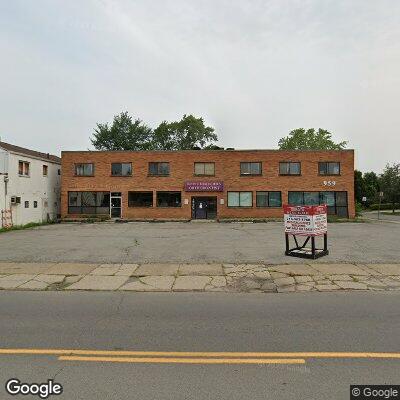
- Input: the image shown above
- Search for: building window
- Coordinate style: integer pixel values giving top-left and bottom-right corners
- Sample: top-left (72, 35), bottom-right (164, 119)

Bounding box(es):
top-left (256, 191), bottom-right (282, 207)
top-left (25, 201), bottom-right (29, 208)
top-left (43, 165), bottom-right (48, 176)
top-left (75, 163), bottom-right (94, 176)
top-left (279, 162), bottom-right (301, 175)
top-left (34, 201), bottom-right (38, 208)
top-left (58, 169), bottom-right (61, 175)
top-left (288, 191), bottom-right (348, 217)
top-left (319, 162), bottom-right (340, 175)
top-left (68, 192), bottom-right (110, 214)
top-left (194, 162), bottom-right (215, 176)
top-left (227, 191), bottom-right (253, 207)
top-left (111, 163), bottom-right (132, 176)
top-left (156, 192), bottom-right (181, 207)
top-left (240, 162), bottom-right (262, 176)
top-left (18, 161), bottom-right (30, 176)
top-left (149, 162), bottom-right (170, 176)
top-left (128, 192), bottom-right (153, 207)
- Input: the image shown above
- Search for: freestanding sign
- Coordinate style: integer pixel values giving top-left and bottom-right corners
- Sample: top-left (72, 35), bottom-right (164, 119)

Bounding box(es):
top-left (284, 205), bottom-right (327, 236)
top-left (283, 205), bottom-right (328, 259)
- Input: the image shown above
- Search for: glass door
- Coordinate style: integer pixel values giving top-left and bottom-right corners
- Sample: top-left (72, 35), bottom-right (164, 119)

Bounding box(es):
top-left (110, 193), bottom-right (122, 218)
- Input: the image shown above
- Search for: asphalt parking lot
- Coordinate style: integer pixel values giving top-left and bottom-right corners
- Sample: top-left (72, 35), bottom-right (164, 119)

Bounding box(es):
top-left (0, 220), bottom-right (398, 264)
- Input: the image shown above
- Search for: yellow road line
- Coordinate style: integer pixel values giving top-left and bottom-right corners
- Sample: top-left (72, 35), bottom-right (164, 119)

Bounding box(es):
top-left (1, 349), bottom-right (400, 359)
top-left (58, 356), bottom-right (306, 365)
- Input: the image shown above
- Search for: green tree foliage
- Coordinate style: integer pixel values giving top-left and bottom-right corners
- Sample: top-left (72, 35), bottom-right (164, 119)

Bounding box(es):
top-left (363, 172), bottom-right (380, 204)
top-left (354, 170), bottom-right (380, 205)
top-left (278, 128), bottom-right (347, 150)
top-left (91, 112), bottom-right (218, 151)
top-left (153, 114), bottom-right (217, 150)
top-left (91, 112), bottom-right (154, 151)
top-left (379, 163), bottom-right (400, 213)
top-left (354, 170), bottom-right (365, 203)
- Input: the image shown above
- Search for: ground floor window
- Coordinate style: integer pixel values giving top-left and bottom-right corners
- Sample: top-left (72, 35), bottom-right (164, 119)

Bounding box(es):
top-left (128, 192), bottom-right (153, 207)
top-left (256, 191), bottom-right (282, 207)
top-left (288, 191), bottom-right (348, 217)
top-left (68, 192), bottom-right (110, 214)
top-left (227, 191), bottom-right (253, 207)
top-left (156, 192), bottom-right (181, 207)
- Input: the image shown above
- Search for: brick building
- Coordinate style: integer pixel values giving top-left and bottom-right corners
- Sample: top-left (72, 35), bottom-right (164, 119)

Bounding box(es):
top-left (61, 149), bottom-right (355, 220)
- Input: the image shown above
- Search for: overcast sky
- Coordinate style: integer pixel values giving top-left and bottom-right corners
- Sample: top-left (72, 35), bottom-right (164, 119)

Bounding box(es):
top-left (1, 0), bottom-right (399, 172)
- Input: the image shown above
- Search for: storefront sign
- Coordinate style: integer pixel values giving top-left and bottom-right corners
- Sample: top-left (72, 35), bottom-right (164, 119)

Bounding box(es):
top-left (283, 205), bottom-right (327, 236)
top-left (184, 181), bottom-right (224, 192)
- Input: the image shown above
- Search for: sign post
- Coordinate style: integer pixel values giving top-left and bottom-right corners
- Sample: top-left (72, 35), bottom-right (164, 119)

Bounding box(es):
top-left (283, 205), bottom-right (328, 259)
top-left (378, 192), bottom-right (384, 220)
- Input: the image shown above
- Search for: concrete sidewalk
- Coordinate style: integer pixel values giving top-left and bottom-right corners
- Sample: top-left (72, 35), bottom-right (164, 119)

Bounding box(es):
top-left (1, 262), bottom-right (400, 293)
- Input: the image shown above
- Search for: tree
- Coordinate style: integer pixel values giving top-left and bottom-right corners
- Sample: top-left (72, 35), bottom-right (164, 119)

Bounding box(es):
top-left (363, 171), bottom-right (380, 204)
top-left (278, 128), bottom-right (347, 150)
top-left (354, 170), bottom-right (365, 203)
top-left (90, 112), bottom-right (218, 151)
top-left (91, 112), bottom-right (154, 151)
top-left (153, 114), bottom-right (217, 150)
top-left (379, 163), bottom-right (400, 213)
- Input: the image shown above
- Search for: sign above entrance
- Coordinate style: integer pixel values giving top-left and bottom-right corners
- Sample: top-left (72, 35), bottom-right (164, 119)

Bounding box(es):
top-left (184, 181), bottom-right (224, 192)
top-left (283, 205), bottom-right (327, 236)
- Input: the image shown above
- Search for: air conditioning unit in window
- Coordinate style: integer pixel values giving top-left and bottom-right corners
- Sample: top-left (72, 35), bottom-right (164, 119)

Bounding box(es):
top-left (10, 196), bottom-right (21, 205)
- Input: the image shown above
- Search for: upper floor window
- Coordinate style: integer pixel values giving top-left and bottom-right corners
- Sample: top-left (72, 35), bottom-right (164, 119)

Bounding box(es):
top-left (240, 162), bottom-right (262, 176)
top-left (111, 163), bottom-right (132, 176)
top-left (194, 162), bottom-right (215, 176)
top-left (149, 162), bottom-right (169, 176)
top-left (279, 162), bottom-right (301, 175)
top-left (75, 163), bottom-right (94, 176)
top-left (319, 162), bottom-right (340, 175)
top-left (43, 165), bottom-right (48, 176)
top-left (18, 161), bottom-right (30, 176)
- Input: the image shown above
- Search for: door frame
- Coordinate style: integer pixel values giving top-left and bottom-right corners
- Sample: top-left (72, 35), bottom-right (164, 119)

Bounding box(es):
top-left (191, 196), bottom-right (217, 220)
top-left (110, 192), bottom-right (122, 218)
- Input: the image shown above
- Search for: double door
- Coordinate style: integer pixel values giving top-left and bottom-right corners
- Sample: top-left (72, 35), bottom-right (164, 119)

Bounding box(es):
top-left (191, 197), bottom-right (217, 220)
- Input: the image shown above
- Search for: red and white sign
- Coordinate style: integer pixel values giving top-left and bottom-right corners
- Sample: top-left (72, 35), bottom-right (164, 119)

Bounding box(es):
top-left (283, 205), bottom-right (327, 236)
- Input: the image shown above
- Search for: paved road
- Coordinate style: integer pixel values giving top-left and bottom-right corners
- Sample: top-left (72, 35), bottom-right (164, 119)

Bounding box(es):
top-left (0, 221), bottom-right (399, 264)
top-left (362, 210), bottom-right (400, 223)
top-left (0, 291), bottom-right (400, 399)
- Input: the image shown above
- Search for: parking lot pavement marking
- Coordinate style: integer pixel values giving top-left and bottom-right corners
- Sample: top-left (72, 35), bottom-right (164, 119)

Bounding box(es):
top-left (58, 356), bottom-right (306, 365)
top-left (2, 349), bottom-right (400, 359)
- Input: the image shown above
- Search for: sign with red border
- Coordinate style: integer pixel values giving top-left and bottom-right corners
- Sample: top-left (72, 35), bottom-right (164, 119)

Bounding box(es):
top-left (283, 205), bottom-right (327, 236)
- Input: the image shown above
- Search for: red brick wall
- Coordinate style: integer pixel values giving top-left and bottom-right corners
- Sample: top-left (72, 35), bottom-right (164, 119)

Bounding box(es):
top-left (61, 150), bottom-right (355, 219)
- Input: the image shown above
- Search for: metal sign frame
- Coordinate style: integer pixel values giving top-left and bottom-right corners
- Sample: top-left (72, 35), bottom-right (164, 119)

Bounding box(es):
top-left (284, 205), bottom-right (329, 259)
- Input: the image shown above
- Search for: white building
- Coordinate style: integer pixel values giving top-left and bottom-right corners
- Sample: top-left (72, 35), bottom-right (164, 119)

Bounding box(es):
top-left (0, 141), bottom-right (61, 227)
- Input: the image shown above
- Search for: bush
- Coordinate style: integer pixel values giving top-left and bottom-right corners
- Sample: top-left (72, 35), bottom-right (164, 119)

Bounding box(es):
top-left (369, 203), bottom-right (400, 210)
top-left (355, 201), bottom-right (364, 216)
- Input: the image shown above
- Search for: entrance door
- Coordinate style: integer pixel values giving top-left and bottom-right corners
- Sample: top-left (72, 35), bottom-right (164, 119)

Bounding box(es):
top-left (192, 197), bottom-right (217, 219)
top-left (110, 193), bottom-right (122, 218)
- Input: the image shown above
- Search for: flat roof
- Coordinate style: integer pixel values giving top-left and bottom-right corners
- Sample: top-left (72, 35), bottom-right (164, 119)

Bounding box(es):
top-left (62, 149), bottom-right (354, 154)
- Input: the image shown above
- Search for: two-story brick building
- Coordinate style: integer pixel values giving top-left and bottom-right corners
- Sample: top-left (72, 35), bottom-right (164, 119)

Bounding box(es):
top-left (61, 149), bottom-right (355, 220)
